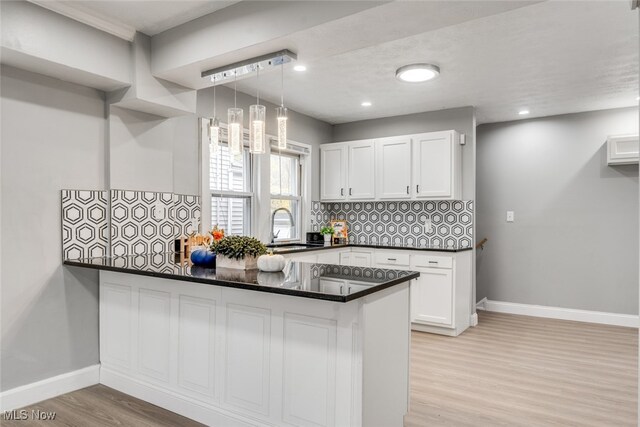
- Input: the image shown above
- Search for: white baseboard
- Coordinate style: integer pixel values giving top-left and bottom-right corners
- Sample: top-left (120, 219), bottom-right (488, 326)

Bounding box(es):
top-left (0, 364), bottom-right (99, 412)
top-left (100, 368), bottom-right (261, 427)
top-left (476, 298), bottom-right (639, 328)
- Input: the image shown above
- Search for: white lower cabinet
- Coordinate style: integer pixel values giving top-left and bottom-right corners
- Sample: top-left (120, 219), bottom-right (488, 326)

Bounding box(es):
top-left (410, 268), bottom-right (453, 326)
top-left (283, 246), bottom-right (473, 336)
top-left (340, 250), bottom-right (372, 267)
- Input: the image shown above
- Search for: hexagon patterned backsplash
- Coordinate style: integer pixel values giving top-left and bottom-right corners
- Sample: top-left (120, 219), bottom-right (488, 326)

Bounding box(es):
top-left (310, 200), bottom-right (473, 248)
top-left (62, 190), bottom-right (109, 260)
top-left (62, 189), bottom-right (201, 260)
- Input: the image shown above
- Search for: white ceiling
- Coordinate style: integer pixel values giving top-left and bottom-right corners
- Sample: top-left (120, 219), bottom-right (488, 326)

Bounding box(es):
top-left (57, 0), bottom-right (240, 36)
top-left (229, 0), bottom-right (638, 124)
top-left (29, 0), bottom-right (639, 125)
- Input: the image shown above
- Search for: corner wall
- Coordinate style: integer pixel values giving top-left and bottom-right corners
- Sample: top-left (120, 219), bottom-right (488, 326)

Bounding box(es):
top-left (476, 107), bottom-right (639, 315)
top-left (0, 66), bottom-right (104, 391)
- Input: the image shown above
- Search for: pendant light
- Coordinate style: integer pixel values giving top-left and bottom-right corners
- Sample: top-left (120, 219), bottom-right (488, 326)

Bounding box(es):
top-left (209, 76), bottom-right (220, 155)
top-left (249, 66), bottom-right (266, 154)
top-left (276, 59), bottom-right (288, 149)
top-left (228, 72), bottom-right (243, 155)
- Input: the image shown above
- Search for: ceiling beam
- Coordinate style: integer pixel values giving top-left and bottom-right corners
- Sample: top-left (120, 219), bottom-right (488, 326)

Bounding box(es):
top-left (27, 0), bottom-right (136, 41)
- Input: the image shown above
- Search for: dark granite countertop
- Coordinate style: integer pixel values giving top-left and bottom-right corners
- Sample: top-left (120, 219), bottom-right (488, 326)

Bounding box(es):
top-left (268, 243), bottom-right (472, 254)
top-left (63, 253), bottom-right (419, 303)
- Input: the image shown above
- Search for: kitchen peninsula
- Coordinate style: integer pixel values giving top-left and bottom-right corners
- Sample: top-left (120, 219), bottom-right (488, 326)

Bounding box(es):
top-left (65, 254), bottom-right (419, 427)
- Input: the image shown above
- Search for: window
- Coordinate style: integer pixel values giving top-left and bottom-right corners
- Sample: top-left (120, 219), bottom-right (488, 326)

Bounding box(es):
top-left (210, 137), bottom-right (252, 236)
top-left (270, 152), bottom-right (301, 242)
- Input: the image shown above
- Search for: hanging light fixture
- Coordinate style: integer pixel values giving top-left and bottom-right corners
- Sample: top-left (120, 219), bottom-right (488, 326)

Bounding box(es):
top-left (228, 72), bottom-right (243, 155)
top-left (276, 58), bottom-right (288, 149)
top-left (209, 76), bottom-right (220, 154)
top-left (249, 67), bottom-right (266, 154)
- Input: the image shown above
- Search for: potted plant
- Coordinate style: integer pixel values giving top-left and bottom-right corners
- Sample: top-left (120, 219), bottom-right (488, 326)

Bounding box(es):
top-left (212, 235), bottom-right (267, 270)
top-left (320, 226), bottom-right (334, 245)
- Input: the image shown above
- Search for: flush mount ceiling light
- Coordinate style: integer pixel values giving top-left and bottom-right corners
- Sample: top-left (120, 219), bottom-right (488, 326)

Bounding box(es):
top-left (361, 101), bottom-right (372, 107)
top-left (395, 64), bottom-right (440, 83)
top-left (518, 110), bottom-right (530, 115)
top-left (293, 65), bottom-right (307, 72)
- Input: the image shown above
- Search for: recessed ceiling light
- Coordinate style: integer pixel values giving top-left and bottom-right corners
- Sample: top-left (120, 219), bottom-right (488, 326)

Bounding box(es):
top-left (518, 110), bottom-right (530, 115)
top-left (396, 64), bottom-right (440, 83)
top-left (636, 96), bottom-right (639, 101)
top-left (361, 101), bottom-right (372, 107)
top-left (293, 65), bottom-right (307, 72)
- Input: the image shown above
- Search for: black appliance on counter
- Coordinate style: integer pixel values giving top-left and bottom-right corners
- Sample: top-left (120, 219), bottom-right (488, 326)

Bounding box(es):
top-left (306, 232), bottom-right (323, 245)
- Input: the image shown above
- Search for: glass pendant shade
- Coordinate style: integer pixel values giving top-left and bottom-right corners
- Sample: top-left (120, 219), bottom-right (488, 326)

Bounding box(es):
top-left (276, 107), bottom-right (288, 149)
top-left (249, 104), bottom-right (266, 154)
top-left (209, 118), bottom-right (220, 154)
top-left (228, 107), bottom-right (243, 155)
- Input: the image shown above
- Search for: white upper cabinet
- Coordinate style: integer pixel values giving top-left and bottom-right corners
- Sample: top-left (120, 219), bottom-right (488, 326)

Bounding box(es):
top-left (412, 131), bottom-right (461, 200)
top-left (320, 140), bottom-right (375, 201)
top-left (347, 140), bottom-right (376, 199)
top-left (376, 136), bottom-right (412, 199)
top-left (320, 144), bottom-right (348, 200)
top-left (320, 130), bottom-right (462, 201)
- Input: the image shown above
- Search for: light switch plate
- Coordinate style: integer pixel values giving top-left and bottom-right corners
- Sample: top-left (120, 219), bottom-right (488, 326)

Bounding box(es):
top-left (506, 211), bottom-right (515, 222)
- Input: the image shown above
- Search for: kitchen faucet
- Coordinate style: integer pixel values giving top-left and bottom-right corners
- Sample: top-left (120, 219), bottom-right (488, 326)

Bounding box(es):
top-left (271, 207), bottom-right (295, 244)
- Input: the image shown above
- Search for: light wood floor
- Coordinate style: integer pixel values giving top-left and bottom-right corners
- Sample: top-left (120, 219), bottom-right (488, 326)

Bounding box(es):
top-left (3, 311), bottom-right (637, 426)
top-left (406, 311), bottom-right (638, 427)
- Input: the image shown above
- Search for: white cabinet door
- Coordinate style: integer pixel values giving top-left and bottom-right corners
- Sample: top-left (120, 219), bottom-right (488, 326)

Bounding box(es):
top-left (411, 268), bottom-right (453, 326)
top-left (347, 140), bottom-right (375, 200)
top-left (412, 131), bottom-right (460, 199)
top-left (376, 137), bottom-right (412, 199)
top-left (341, 251), bottom-right (372, 267)
top-left (320, 144), bottom-right (347, 200)
top-left (346, 283), bottom-right (372, 294)
top-left (316, 250), bottom-right (340, 264)
top-left (319, 278), bottom-right (345, 295)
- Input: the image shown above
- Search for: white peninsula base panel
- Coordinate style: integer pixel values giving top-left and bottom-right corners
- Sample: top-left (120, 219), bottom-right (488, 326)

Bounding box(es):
top-left (98, 270), bottom-right (410, 427)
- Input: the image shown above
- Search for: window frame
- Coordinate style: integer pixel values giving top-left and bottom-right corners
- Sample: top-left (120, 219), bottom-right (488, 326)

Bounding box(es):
top-left (270, 150), bottom-right (303, 243)
top-left (200, 118), bottom-right (312, 243)
top-left (202, 120), bottom-right (255, 236)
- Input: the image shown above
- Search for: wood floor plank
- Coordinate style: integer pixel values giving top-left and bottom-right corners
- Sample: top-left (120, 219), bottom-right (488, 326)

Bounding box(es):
top-left (406, 311), bottom-right (638, 426)
top-left (2, 311), bottom-right (636, 426)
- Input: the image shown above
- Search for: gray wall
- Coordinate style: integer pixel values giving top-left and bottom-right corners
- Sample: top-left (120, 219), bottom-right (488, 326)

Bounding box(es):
top-left (109, 106), bottom-right (198, 194)
top-left (476, 107), bottom-right (639, 315)
top-left (197, 85), bottom-right (333, 201)
top-left (0, 66), bottom-right (103, 391)
top-left (332, 106), bottom-right (476, 200)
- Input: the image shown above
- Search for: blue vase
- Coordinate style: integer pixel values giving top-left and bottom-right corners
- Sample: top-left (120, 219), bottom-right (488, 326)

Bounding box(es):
top-left (190, 249), bottom-right (216, 267)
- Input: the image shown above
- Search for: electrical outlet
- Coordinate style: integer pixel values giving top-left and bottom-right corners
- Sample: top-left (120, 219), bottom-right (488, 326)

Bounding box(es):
top-left (506, 211), bottom-right (515, 222)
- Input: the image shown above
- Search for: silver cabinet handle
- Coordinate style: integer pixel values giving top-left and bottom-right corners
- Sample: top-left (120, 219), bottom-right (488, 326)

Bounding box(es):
top-left (388, 258), bottom-right (397, 261)
top-left (416, 185), bottom-right (420, 193)
top-left (340, 285), bottom-right (344, 294)
top-left (349, 188), bottom-right (352, 196)
top-left (406, 185), bottom-right (409, 194)
top-left (340, 188), bottom-right (344, 196)
top-left (348, 286), bottom-right (352, 294)
top-left (428, 261), bottom-right (438, 264)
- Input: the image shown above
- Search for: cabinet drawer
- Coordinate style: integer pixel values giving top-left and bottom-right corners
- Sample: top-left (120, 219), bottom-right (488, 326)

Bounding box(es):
top-left (374, 252), bottom-right (410, 267)
top-left (412, 254), bottom-right (453, 269)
